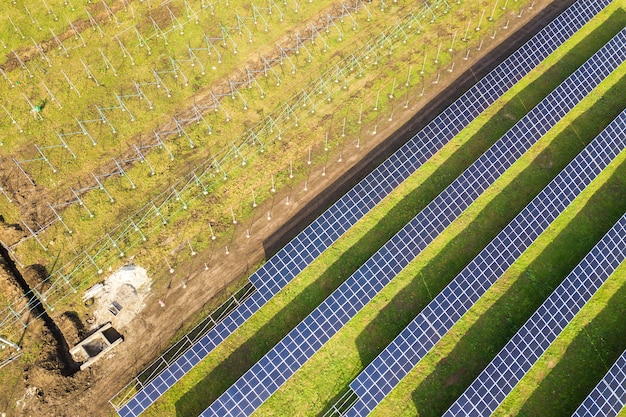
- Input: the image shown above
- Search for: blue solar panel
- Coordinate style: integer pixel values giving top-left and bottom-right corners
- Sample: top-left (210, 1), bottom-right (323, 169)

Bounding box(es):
top-left (115, 1), bottom-right (612, 415)
top-left (444, 207), bottom-right (626, 415)
top-left (343, 36), bottom-right (626, 415)
top-left (572, 349), bottom-right (626, 417)
top-left (199, 24), bottom-right (625, 417)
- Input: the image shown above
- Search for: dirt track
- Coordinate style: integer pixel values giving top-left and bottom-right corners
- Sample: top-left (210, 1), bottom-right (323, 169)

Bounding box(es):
top-left (0, 0), bottom-right (572, 415)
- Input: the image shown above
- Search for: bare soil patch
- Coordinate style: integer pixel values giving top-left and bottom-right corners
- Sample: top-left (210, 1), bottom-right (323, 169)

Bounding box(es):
top-left (89, 264), bottom-right (152, 331)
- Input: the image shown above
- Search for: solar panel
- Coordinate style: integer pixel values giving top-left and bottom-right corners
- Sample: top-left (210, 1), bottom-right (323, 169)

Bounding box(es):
top-left (116, 1), bottom-right (613, 415)
top-left (444, 207), bottom-right (626, 415)
top-left (199, 25), bottom-right (626, 417)
top-left (343, 37), bottom-right (626, 415)
top-left (572, 349), bottom-right (626, 417)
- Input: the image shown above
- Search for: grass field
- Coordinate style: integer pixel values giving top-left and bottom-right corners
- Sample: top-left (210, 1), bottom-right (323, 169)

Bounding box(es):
top-left (135, 2), bottom-right (626, 416)
top-left (2, 0), bottom-right (397, 261)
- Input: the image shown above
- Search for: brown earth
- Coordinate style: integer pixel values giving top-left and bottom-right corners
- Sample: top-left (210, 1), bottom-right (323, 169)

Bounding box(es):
top-left (0, 0), bottom-right (570, 416)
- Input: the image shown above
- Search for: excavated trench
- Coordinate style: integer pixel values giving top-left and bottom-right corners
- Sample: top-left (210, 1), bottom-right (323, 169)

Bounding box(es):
top-left (0, 240), bottom-right (80, 376)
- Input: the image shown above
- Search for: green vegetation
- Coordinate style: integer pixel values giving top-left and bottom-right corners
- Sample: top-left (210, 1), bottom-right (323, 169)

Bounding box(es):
top-left (0, 0), bottom-right (89, 52)
top-left (2, 0), bottom-right (381, 265)
top-left (2, 1), bottom-right (623, 417)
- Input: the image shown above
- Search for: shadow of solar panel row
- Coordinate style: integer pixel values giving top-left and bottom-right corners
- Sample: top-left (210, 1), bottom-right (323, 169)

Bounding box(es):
top-left (343, 37), bottom-right (626, 416)
top-left (573, 348), bottom-right (626, 417)
top-left (115, 1), bottom-right (612, 415)
top-left (444, 130), bottom-right (626, 417)
top-left (199, 25), bottom-right (626, 417)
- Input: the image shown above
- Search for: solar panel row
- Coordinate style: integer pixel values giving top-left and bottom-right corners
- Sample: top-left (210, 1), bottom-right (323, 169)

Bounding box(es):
top-left (200, 25), bottom-right (626, 417)
top-left (344, 35), bottom-right (626, 415)
top-left (116, 1), bottom-right (613, 415)
top-left (573, 348), bottom-right (626, 417)
top-left (444, 122), bottom-right (626, 416)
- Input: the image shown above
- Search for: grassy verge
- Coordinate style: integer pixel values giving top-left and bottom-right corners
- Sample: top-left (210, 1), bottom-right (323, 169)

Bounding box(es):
top-left (4, 0), bottom-right (391, 263)
top-left (139, 4), bottom-right (626, 416)
top-left (0, 0), bottom-right (93, 54)
top-left (257, 47), bottom-right (626, 417)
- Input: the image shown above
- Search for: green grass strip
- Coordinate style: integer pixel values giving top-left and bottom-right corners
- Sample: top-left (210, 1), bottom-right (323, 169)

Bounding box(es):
top-left (144, 5), bottom-right (625, 416)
